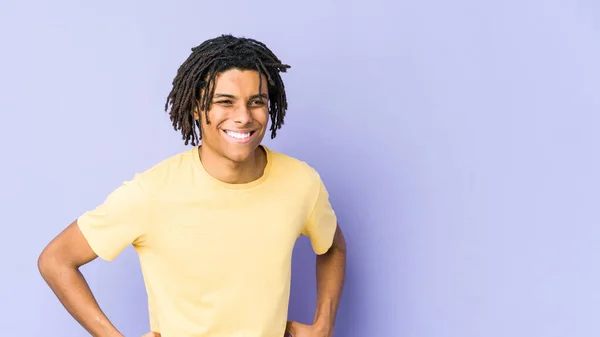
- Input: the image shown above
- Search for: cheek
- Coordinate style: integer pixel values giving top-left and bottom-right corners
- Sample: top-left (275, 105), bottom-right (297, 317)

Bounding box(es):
top-left (254, 108), bottom-right (270, 126)
top-left (205, 108), bottom-right (227, 127)
top-left (199, 112), bottom-right (224, 137)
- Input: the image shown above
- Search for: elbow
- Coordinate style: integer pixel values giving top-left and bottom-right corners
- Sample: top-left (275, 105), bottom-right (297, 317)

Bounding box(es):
top-left (37, 245), bottom-right (69, 282)
top-left (37, 247), bottom-right (55, 280)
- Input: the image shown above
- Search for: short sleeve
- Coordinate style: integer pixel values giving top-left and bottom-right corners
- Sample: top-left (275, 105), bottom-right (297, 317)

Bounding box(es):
top-left (148, 288), bottom-right (160, 332)
top-left (77, 174), bottom-right (150, 261)
top-left (302, 176), bottom-right (337, 255)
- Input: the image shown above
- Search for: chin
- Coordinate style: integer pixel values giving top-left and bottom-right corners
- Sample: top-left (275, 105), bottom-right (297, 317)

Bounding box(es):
top-left (222, 145), bottom-right (259, 163)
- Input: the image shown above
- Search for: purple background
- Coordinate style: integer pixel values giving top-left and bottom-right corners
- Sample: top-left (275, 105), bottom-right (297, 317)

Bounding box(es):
top-left (2, 0), bottom-right (600, 336)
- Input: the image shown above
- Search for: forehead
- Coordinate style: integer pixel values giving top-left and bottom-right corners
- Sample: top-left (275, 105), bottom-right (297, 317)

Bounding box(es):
top-left (213, 68), bottom-right (268, 94)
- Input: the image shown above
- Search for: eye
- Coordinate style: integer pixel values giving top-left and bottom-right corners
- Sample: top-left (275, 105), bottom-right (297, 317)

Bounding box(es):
top-left (215, 100), bottom-right (234, 106)
top-left (251, 99), bottom-right (266, 106)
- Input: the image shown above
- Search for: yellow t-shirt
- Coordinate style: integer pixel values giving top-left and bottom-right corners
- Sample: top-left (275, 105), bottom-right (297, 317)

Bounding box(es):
top-left (77, 145), bottom-right (337, 337)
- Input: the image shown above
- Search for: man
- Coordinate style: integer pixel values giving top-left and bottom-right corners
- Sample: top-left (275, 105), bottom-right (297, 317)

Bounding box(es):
top-left (38, 34), bottom-right (346, 337)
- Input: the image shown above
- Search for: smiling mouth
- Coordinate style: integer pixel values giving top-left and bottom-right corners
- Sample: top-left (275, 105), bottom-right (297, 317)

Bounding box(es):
top-left (223, 130), bottom-right (256, 141)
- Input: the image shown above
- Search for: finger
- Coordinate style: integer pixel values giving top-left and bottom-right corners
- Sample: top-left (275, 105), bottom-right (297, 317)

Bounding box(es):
top-left (285, 321), bottom-right (296, 337)
top-left (141, 333), bottom-right (160, 337)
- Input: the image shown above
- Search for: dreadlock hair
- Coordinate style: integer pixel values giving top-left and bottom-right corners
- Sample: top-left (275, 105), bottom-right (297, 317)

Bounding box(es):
top-left (164, 34), bottom-right (291, 146)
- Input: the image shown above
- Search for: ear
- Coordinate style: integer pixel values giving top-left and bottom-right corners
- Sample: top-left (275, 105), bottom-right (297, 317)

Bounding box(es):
top-left (194, 107), bottom-right (209, 129)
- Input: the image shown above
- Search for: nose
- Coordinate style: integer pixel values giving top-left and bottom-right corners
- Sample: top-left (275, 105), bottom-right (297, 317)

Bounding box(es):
top-left (232, 105), bottom-right (253, 125)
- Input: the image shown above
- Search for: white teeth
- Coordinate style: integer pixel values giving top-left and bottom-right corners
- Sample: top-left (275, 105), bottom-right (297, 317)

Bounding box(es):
top-left (225, 130), bottom-right (251, 139)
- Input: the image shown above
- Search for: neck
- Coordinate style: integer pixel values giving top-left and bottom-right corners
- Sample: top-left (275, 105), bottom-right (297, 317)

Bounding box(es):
top-left (198, 145), bottom-right (267, 184)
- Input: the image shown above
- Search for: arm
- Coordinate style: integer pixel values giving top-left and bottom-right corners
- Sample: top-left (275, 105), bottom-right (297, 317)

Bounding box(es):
top-left (313, 224), bottom-right (346, 336)
top-left (37, 220), bottom-right (124, 337)
top-left (287, 224), bottom-right (347, 337)
top-left (288, 172), bottom-right (345, 337)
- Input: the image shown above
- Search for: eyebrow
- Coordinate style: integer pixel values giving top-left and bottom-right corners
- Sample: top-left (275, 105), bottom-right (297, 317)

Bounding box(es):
top-left (213, 93), bottom-right (268, 100)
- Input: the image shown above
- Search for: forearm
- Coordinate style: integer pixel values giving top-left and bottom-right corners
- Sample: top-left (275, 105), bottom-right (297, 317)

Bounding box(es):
top-left (313, 227), bottom-right (346, 333)
top-left (39, 260), bottom-right (123, 337)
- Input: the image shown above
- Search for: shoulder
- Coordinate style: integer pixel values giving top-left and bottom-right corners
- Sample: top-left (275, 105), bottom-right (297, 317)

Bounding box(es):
top-left (126, 147), bottom-right (198, 192)
top-left (267, 147), bottom-right (322, 187)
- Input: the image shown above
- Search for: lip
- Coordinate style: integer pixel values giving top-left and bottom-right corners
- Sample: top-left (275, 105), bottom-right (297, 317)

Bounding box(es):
top-left (223, 129), bottom-right (257, 133)
top-left (221, 129), bottom-right (258, 144)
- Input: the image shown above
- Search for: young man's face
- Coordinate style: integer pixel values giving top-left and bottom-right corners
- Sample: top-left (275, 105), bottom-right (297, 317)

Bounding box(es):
top-left (194, 68), bottom-right (269, 163)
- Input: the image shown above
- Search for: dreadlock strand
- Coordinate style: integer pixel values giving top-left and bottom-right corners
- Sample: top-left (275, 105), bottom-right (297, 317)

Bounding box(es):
top-left (203, 64), bottom-right (222, 125)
